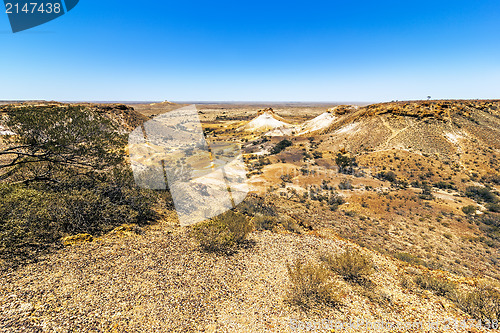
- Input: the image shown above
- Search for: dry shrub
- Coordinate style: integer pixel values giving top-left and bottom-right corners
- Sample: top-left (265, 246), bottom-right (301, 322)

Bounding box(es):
top-left (251, 213), bottom-right (278, 231)
top-left (191, 210), bottom-right (252, 253)
top-left (321, 248), bottom-right (374, 284)
top-left (414, 274), bottom-right (456, 296)
top-left (400, 274), bottom-right (416, 290)
top-left (452, 283), bottom-right (500, 320)
top-left (286, 259), bottom-right (343, 308)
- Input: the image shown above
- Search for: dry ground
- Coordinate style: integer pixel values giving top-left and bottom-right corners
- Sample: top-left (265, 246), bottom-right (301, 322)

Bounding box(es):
top-left (0, 212), bottom-right (490, 333)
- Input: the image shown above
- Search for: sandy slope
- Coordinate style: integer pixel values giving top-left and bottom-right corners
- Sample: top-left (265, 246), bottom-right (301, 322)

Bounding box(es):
top-left (0, 214), bottom-right (487, 333)
top-left (297, 112), bottom-right (337, 135)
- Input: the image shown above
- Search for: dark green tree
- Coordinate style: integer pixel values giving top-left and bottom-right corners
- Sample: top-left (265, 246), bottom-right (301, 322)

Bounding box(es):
top-left (335, 152), bottom-right (356, 174)
top-left (0, 105), bottom-right (125, 183)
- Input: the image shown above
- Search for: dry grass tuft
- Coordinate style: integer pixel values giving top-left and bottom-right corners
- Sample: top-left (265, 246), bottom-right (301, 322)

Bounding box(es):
top-left (286, 259), bottom-right (343, 308)
top-left (321, 248), bottom-right (374, 284)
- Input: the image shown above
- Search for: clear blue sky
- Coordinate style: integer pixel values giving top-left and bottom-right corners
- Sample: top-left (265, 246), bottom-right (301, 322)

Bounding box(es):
top-left (1, 0), bottom-right (499, 102)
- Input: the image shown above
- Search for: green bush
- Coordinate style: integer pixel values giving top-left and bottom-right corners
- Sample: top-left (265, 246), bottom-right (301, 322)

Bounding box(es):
top-left (0, 105), bottom-right (159, 268)
top-left (270, 139), bottom-right (292, 155)
top-left (335, 153), bottom-right (356, 174)
top-left (462, 205), bottom-right (477, 215)
top-left (486, 203), bottom-right (500, 213)
top-left (191, 210), bottom-right (253, 253)
top-left (321, 248), bottom-right (374, 283)
top-left (480, 214), bottom-right (500, 228)
top-left (338, 179), bottom-right (353, 190)
top-left (465, 186), bottom-right (498, 204)
top-left (377, 171), bottom-right (398, 183)
top-left (236, 195), bottom-right (278, 217)
top-left (0, 171), bottom-right (157, 266)
top-left (328, 194), bottom-right (345, 211)
top-left (286, 259), bottom-right (342, 308)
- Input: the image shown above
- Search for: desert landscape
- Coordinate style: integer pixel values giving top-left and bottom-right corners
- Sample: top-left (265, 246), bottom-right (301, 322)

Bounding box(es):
top-left (0, 100), bottom-right (499, 332)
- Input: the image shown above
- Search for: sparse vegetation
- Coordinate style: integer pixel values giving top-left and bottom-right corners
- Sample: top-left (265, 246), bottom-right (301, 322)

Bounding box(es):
top-left (328, 193), bottom-right (345, 211)
top-left (251, 213), bottom-right (277, 231)
top-left (394, 252), bottom-right (426, 266)
top-left (338, 178), bottom-right (353, 190)
top-left (486, 203), bottom-right (500, 213)
top-left (376, 171), bottom-right (398, 183)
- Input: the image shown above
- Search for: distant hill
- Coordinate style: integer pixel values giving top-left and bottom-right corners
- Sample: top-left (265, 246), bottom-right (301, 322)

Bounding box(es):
top-left (240, 108), bottom-right (291, 132)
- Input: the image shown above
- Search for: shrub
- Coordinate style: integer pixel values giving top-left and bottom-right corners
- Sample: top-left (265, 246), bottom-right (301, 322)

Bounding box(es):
top-left (279, 216), bottom-right (303, 234)
top-left (286, 259), bottom-right (342, 308)
top-left (480, 214), bottom-right (500, 228)
top-left (335, 153), bottom-right (356, 174)
top-left (270, 139), bottom-right (292, 155)
top-left (252, 213), bottom-right (277, 231)
top-left (481, 173), bottom-right (500, 185)
top-left (0, 105), bottom-right (125, 183)
top-left (191, 210), bottom-right (252, 253)
top-left (465, 186), bottom-right (498, 204)
top-left (236, 195), bottom-right (277, 217)
top-left (419, 182), bottom-right (434, 200)
top-left (462, 205), bottom-right (477, 215)
top-left (394, 252), bottom-right (426, 266)
top-left (452, 284), bottom-right (500, 320)
top-left (414, 274), bottom-right (456, 297)
top-left (434, 181), bottom-right (456, 190)
top-left (0, 105), bottom-right (159, 268)
top-left (312, 151), bottom-right (323, 159)
top-left (486, 203), bottom-right (500, 213)
top-left (321, 248), bottom-right (374, 283)
top-left (376, 171), bottom-right (398, 183)
top-left (338, 179), bottom-right (353, 190)
top-left (0, 171), bottom-right (156, 266)
top-left (328, 194), bottom-right (345, 211)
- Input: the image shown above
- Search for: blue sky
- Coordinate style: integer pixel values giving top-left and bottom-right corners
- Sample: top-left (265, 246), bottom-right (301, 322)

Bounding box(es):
top-left (1, 0), bottom-right (499, 102)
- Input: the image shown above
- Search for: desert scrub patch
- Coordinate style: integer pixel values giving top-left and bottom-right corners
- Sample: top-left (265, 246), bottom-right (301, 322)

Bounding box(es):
top-left (486, 203), bottom-right (500, 213)
top-left (465, 186), bottom-right (498, 204)
top-left (462, 205), bottom-right (478, 215)
top-left (451, 283), bottom-right (500, 320)
top-left (414, 274), bottom-right (456, 297)
top-left (393, 252), bottom-right (427, 266)
top-left (286, 258), bottom-right (343, 309)
top-left (236, 195), bottom-right (278, 218)
top-left (278, 215), bottom-right (303, 234)
top-left (251, 213), bottom-right (278, 231)
top-left (0, 175), bottom-right (155, 267)
top-left (400, 274), bottom-right (416, 290)
top-left (191, 210), bottom-right (253, 253)
top-left (321, 248), bottom-right (375, 284)
top-left (270, 139), bottom-right (292, 155)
